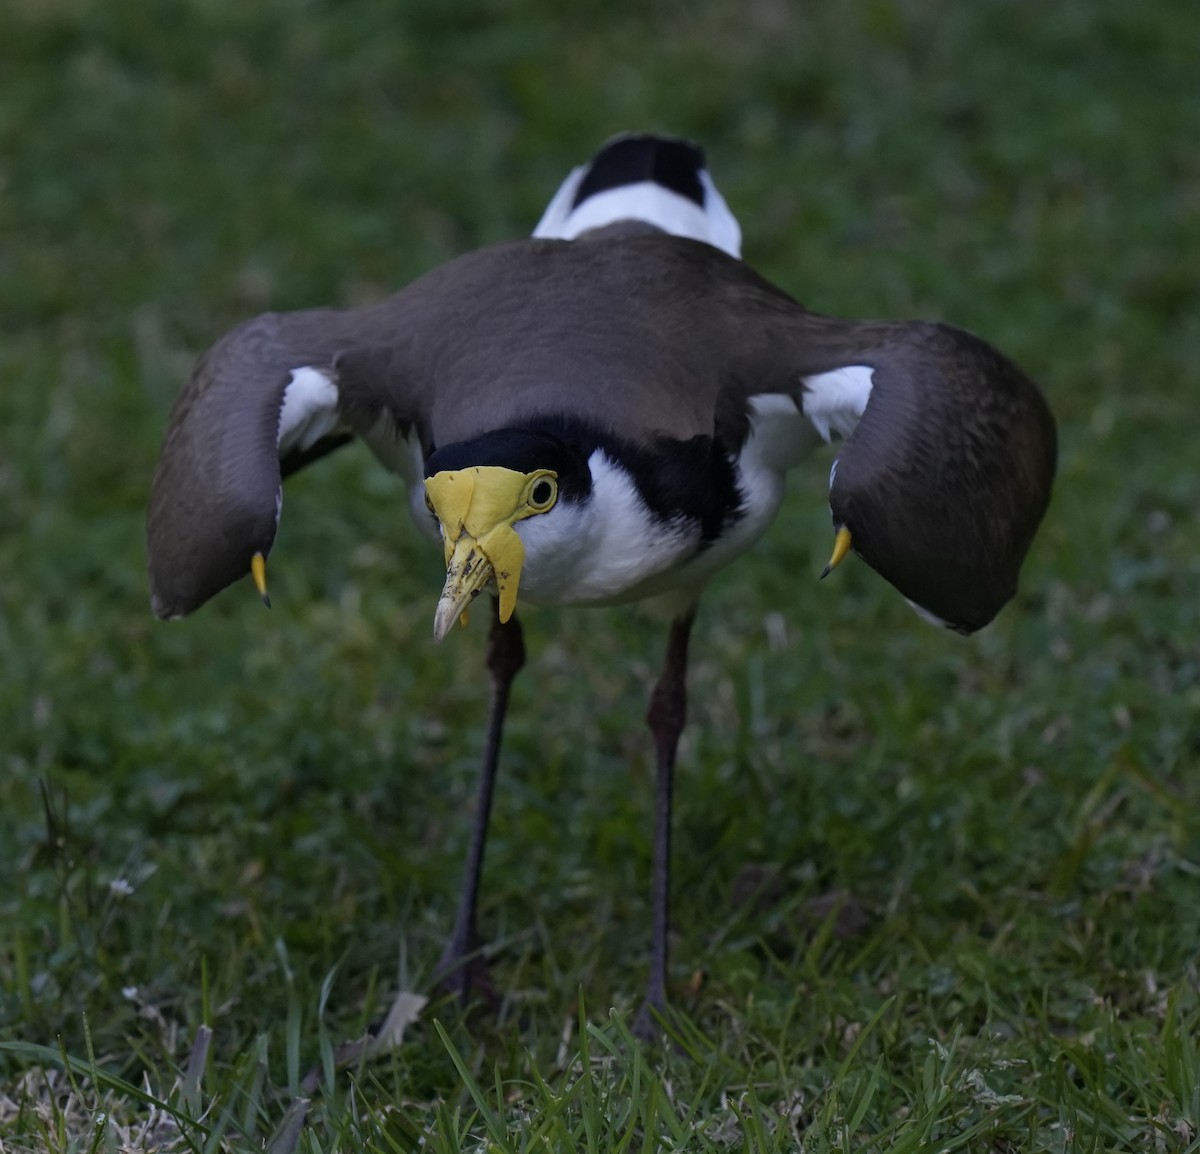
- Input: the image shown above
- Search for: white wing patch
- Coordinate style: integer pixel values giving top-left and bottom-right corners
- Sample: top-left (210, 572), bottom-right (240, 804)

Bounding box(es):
top-left (278, 366), bottom-right (341, 454)
top-left (801, 366), bottom-right (875, 442)
top-left (533, 171), bottom-right (742, 257)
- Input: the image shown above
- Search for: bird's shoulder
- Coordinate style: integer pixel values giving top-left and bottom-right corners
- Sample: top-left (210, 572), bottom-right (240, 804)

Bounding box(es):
top-left (387, 234), bottom-right (805, 452)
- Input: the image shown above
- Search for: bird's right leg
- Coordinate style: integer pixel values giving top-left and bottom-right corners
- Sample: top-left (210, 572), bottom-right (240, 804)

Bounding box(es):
top-left (433, 604), bottom-right (526, 1003)
top-left (633, 610), bottom-right (695, 1041)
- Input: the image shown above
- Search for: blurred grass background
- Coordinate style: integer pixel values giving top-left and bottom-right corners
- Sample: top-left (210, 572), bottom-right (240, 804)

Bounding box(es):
top-left (2, 0), bottom-right (1199, 1149)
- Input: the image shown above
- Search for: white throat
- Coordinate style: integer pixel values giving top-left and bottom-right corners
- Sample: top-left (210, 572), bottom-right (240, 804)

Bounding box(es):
top-left (514, 450), bottom-right (697, 607)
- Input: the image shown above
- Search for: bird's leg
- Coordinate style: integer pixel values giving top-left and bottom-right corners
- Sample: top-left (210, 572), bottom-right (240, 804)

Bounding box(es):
top-left (433, 603), bottom-right (526, 1004)
top-left (634, 610), bottom-right (695, 1040)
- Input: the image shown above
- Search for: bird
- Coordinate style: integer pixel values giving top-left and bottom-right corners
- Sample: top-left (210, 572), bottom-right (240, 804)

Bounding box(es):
top-left (147, 133), bottom-right (1056, 1034)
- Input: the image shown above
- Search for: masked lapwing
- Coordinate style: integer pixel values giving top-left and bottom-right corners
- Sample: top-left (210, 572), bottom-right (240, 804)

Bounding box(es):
top-left (147, 134), bottom-right (1056, 1032)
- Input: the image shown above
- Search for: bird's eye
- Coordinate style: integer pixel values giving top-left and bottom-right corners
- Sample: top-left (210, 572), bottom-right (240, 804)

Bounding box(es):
top-left (528, 476), bottom-right (558, 511)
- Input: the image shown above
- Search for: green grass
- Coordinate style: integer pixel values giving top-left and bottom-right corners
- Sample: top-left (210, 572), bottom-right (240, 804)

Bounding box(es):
top-left (3, 0), bottom-right (1200, 1149)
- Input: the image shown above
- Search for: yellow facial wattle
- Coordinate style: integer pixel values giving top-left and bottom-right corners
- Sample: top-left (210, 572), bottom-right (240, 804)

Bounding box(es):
top-left (424, 465), bottom-right (558, 641)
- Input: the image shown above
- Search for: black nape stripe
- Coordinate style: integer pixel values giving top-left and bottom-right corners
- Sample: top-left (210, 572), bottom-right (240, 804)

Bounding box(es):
top-left (572, 135), bottom-right (707, 210)
top-left (424, 427), bottom-right (583, 478)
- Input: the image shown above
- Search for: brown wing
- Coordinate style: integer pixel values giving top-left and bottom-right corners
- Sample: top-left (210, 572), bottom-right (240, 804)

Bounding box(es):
top-left (146, 307), bottom-right (405, 619)
top-left (686, 250), bottom-right (1058, 631)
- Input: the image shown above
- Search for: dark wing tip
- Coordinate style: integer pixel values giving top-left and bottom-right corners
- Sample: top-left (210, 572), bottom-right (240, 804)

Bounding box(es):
top-left (146, 328), bottom-right (292, 620)
top-left (830, 323), bottom-right (1056, 632)
top-left (146, 483), bottom-right (278, 621)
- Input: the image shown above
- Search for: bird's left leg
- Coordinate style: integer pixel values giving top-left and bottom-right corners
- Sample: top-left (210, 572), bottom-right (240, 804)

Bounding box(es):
top-left (634, 610), bottom-right (695, 1040)
top-left (433, 603), bottom-right (526, 1003)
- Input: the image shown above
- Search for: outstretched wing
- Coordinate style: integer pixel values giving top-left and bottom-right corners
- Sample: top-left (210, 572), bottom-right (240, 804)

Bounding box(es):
top-left (146, 304), bottom-right (425, 619)
top-left (704, 261), bottom-right (1058, 633)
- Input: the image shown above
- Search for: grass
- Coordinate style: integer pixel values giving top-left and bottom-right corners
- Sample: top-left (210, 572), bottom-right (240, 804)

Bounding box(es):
top-left (2, 0), bottom-right (1200, 1148)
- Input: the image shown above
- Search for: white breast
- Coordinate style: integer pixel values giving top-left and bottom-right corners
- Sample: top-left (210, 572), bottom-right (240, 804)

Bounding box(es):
top-left (515, 450), bottom-right (699, 607)
top-left (514, 395), bottom-right (825, 608)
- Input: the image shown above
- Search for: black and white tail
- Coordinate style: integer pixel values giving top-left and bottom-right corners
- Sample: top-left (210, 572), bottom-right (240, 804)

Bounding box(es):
top-left (532, 133), bottom-right (742, 258)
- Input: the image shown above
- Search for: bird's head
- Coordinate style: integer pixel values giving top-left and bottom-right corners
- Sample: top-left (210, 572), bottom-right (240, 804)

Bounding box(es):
top-left (423, 428), bottom-right (591, 641)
